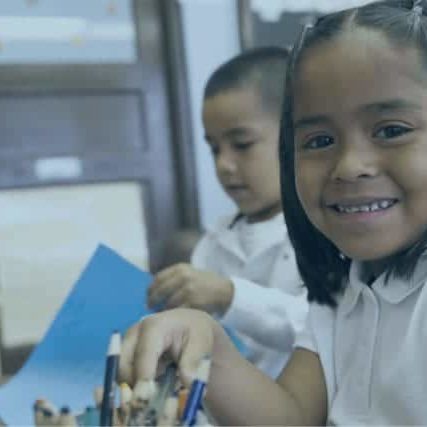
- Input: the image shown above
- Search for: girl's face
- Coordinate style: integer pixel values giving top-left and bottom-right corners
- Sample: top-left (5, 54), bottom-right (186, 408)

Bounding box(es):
top-left (294, 29), bottom-right (427, 261)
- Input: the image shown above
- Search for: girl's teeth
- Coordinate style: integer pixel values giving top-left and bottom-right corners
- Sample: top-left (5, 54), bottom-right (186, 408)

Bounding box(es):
top-left (336, 200), bottom-right (394, 213)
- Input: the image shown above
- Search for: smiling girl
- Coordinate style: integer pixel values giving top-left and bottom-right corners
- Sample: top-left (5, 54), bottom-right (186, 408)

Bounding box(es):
top-left (119, 1), bottom-right (427, 424)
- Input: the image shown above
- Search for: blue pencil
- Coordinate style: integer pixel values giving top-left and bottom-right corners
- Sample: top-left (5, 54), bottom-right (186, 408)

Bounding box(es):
top-left (100, 331), bottom-right (121, 426)
top-left (180, 357), bottom-right (211, 427)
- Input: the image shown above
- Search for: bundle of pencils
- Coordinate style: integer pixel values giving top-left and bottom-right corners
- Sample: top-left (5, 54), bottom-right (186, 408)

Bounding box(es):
top-left (117, 357), bottom-right (213, 426)
top-left (33, 400), bottom-right (78, 426)
top-left (31, 332), bottom-right (213, 427)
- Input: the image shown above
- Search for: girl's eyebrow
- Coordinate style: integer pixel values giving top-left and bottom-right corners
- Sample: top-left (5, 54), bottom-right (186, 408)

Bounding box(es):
top-left (294, 99), bottom-right (422, 131)
top-left (294, 115), bottom-right (331, 130)
top-left (359, 99), bottom-right (422, 114)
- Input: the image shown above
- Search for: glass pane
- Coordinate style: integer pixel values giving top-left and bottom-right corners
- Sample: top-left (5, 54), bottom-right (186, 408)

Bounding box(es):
top-left (0, 0), bottom-right (137, 64)
top-left (0, 181), bottom-right (149, 347)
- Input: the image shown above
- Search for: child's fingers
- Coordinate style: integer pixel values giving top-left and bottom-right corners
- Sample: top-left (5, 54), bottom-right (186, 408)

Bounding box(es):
top-left (176, 317), bottom-right (215, 386)
top-left (121, 309), bottom-right (215, 391)
top-left (132, 315), bottom-right (170, 382)
top-left (150, 263), bottom-right (190, 290)
top-left (148, 275), bottom-right (185, 308)
top-left (147, 267), bottom-right (176, 303)
top-left (119, 322), bottom-right (142, 386)
top-left (120, 315), bottom-right (172, 387)
top-left (163, 287), bottom-right (189, 310)
top-left (152, 264), bottom-right (181, 282)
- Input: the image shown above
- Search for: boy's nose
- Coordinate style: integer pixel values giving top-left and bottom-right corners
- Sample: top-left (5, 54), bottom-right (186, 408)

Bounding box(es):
top-left (331, 140), bottom-right (380, 182)
top-left (216, 152), bottom-right (237, 175)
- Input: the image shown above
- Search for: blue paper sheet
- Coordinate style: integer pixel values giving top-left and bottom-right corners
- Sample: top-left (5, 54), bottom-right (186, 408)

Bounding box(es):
top-left (0, 244), bottom-right (155, 425)
top-left (0, 244), bottom-right (247, 425)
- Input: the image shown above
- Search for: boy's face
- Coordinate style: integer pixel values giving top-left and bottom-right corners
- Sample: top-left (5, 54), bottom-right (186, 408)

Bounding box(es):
top-left (202, 87), bottom-right (282, 223)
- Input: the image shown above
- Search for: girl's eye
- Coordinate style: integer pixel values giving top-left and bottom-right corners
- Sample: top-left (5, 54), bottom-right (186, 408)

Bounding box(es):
top-left (303, 135), bottom-right (334, 150)
top-left (373, 124), bottom-right (413, 139)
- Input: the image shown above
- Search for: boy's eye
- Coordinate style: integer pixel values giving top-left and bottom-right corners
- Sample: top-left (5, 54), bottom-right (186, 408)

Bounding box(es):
top-left (209, 145), bottom-right (220, 156)
top-left (373, 124), bottom-right (413, 140)
top-left (233, 141), bottom-right (254, 151)
top-left (303, 134), bottom-right (334, 150)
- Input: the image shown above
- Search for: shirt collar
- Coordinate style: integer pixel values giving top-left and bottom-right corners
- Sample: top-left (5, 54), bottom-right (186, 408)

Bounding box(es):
top-left (214, 212), bottom-right (286, 260)
top-left (341, 254), bottom-right (427, 316)
top-left (373, 253), bottom-right (427, 303)
top-left (340, 261), bottom-right (365, 316)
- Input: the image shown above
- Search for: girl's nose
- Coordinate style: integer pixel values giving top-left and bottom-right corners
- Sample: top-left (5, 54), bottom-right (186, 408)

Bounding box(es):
top-left (331, 138), bottom-right (380, 182)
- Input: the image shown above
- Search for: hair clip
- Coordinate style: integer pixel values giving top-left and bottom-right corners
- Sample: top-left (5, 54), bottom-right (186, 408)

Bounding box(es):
top-left (338, 252), bottom-right (347, 261)
top-left (413, 0), bottom-right (424, 16)
top-left (413, 5), bottom-right (423, 16)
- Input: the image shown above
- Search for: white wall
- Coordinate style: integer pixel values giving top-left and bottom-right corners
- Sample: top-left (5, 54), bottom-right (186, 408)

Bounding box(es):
top-left (179, 0), bottom-right (240, 229)
top-left (251, 0), bottom-right (376, 18)
top-left (0, 0), bottom-right (136, 63)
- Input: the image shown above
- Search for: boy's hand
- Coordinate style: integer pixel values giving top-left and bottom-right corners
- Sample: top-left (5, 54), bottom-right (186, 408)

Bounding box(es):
top-left (147, 263), bottom-right (234, 315)
top-left (119, 308), bottom-right (218, 388)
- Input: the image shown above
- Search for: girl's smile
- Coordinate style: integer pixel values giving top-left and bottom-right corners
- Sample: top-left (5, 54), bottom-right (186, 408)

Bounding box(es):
top-left (293, 28), bottom-right (427, 262)
top-left (325, 196), bottom-right (398, 219)
top-left (324, 198), bottom-right (400, 237)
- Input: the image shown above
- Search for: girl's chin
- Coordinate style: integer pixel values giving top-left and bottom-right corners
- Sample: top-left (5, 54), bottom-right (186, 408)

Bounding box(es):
top-left (337, 247), bottom-right (400, 263)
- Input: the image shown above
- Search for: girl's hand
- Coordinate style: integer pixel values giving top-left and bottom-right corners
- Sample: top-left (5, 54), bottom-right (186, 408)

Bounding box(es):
top-left (119, 308), bottom-right (221, 388)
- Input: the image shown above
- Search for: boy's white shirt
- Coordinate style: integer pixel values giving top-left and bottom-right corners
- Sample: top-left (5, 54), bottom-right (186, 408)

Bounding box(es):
top-left (295, 254), bottom-right (427, 425)
top-left (191, 213), bottom-right (308, 379)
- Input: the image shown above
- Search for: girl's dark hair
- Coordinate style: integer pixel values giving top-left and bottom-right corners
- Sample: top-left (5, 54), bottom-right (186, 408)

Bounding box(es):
top-left (281, 0), bottom-right (427, 307)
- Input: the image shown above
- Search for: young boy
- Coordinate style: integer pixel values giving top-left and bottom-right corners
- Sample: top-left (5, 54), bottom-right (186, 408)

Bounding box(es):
top-left (147, 47), bottom-right (307, 379)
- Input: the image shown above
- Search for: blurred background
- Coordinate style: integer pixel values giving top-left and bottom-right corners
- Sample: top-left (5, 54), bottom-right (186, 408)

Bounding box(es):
top-left (0, 0), bottom-right (373, 379)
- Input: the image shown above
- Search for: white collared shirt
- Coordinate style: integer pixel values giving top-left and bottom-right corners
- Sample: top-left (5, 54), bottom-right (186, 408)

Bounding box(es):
top-left (295, 255), bottom-right (427, 425)
top-left (192, 213), bottom-right (308, 379)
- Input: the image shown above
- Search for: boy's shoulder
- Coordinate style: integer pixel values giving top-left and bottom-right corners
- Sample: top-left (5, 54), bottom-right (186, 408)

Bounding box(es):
top-left (204, 214), bottom-right (241, 235)
top-left (204, 212), bottom-right (287, 237)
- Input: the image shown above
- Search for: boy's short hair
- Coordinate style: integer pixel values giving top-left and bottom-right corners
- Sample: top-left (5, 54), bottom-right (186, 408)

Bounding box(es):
top-left (203, 47), bottom-right (290, 115)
